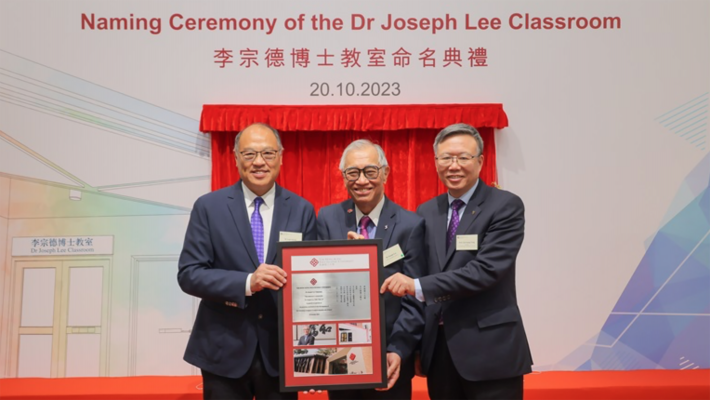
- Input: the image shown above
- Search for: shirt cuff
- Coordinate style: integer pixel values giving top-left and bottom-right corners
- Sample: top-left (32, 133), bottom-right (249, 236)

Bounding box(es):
top-left (414, 278), bottom-right (425, 302)
top-left (245, 273), bottom-right (253, 296)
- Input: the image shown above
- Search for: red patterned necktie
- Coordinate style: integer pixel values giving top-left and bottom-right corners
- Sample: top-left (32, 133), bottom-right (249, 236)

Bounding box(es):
top-left (359, 216), bottom-right (372, 239)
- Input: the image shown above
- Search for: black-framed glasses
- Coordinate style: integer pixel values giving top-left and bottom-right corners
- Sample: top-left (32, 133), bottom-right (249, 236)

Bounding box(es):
top-left (343, 165), bottom-right (382, 181)
top-left (238, 149), bottom-right (280, 162)
top-left (435, 153), bottom-right (480, 167)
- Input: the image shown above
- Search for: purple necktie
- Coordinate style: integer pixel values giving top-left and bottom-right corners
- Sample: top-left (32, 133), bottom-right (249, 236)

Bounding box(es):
top-left (251, 197), bottom-right (264, 264)
top-left (359, 216), bottom-right (372, 239)
top-left (446, 199), bottom-right (465, 250)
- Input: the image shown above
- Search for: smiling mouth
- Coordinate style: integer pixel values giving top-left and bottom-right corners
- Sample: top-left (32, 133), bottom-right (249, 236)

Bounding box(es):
top-left (353, 187), bottom-right (373, 195)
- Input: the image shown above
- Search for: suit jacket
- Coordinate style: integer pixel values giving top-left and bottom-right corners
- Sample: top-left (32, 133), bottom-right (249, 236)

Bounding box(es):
top-left (297, 334), bottom-right (315, 346)
top-left (417, 181), bottom-right (533, 381)
top-left (317, 197), bottom-right (426, 380)
top-left (178, 182), bottom-right (316, 379)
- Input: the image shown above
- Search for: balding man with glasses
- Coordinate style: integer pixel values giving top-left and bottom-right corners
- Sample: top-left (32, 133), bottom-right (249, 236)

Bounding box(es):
top-left (317, 139), bottom-right (426, 400)
top-left (179, 122), bottom-right (316, 400)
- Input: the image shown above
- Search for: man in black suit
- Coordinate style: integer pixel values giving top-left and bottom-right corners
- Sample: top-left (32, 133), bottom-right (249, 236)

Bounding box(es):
top-left (381, 123), bottom-right (533, 400)
top-left (298, 326), bottom-right (316, 346)
top-left (178, 123), bottom-right (316, 400)
top-left (317, 139), bottom-right (426, 400)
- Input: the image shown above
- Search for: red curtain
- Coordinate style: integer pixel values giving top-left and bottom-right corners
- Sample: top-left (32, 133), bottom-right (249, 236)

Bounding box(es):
top-left (202, 104), bottom-right (507, 213)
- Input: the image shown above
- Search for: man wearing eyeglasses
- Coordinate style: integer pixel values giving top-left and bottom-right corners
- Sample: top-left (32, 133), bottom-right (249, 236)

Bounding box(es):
top-left (317, 139), bottom-right (425, 400)
top-left (178, 122), bottom-right (316, 400)
top-left (298, 325), bottom-right (316, 346)
top-left (381, 123), bottom-right (533, 400)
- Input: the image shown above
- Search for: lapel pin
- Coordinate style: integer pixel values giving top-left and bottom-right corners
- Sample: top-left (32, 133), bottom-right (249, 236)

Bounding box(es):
top-left (384, 225), bottom-right (388, 230)
top-left (472, 210), bottom-right (476, 215)
top-left (347, 209), bottom-right (353, 213)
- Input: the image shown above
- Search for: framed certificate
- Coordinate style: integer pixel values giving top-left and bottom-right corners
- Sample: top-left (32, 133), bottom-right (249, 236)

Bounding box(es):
top-left (277, 239), bottom-right (387, 392)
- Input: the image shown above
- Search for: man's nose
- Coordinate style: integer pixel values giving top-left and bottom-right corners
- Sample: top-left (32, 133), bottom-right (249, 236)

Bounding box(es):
top-left (355, 172), bottom-right (369, 184)
top-left (448, 159), bottom-right (462, 171)
top-left (252, 153), bottom-right (266, 165)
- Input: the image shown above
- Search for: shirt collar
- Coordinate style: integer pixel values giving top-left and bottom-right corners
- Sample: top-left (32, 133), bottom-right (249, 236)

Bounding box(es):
top-left (242, 182), bottom-right (276, 209)
top-left (355, 196), bottom-right (385, 227)
top-left (447, 179), bottom-right (479, 207)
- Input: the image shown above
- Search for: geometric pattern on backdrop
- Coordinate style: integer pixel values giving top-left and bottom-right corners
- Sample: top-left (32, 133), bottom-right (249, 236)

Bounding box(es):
top-left (656, 92), bottom-right (708, 151)
top-left (558, 152), bottom-right (709, 370)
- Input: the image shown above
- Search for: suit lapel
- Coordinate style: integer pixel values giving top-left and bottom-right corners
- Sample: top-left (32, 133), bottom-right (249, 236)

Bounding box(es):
top-left (442, 182), bottom-right (490, 270)
top-left (226, 182), bottom-right (260, 268)
top-left (340, 200), bottom-right (358, 239)
top-left (455, 185), bottom-right (488, 239)
top-left (434, 195), bottom-right (449, 271)
top-left (266, 185), bottom-right (291, 264)
top-left (375, 197), bottom-right (397, 249)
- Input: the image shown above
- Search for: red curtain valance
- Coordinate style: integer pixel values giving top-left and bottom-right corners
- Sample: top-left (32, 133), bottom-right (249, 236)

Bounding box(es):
top-left (200, 104), bottom-right (508, 133)
top-left (199, 103), bottom-right (507, 212)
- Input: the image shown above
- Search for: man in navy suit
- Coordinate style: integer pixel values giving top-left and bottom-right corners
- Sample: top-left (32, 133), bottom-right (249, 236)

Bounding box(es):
top-left (317, 139), bottom-right (425, 400)
top-left (178, 123), bottom-right (316, 400)
top-left (381, 123), bottom-right (533, 400)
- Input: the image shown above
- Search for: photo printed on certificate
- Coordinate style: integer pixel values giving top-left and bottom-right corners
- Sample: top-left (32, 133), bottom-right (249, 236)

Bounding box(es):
top-left (292, 272), bottom-right (371, 322)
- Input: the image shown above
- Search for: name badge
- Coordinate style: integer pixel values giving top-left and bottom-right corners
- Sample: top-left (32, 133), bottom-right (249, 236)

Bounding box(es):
top-left (456, 234), bottom-right (478, 251)
top-left (383, 244), bottom-right (405, 267)
top-left (279, 231), bottom-right (303, 242)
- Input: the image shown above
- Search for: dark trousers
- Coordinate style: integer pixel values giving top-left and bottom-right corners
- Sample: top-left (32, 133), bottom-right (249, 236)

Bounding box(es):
top-left (201, 349), bottom-right (297, 400)
top-left (427, 327), bottom-right (524, 400)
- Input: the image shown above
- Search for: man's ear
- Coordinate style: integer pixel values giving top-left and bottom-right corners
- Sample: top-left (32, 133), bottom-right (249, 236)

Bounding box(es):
top-left (382, 166), bottom-right (391, 182)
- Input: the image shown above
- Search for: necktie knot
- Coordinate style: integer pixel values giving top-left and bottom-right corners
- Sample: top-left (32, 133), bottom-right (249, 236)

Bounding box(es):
top-left (254, 197), bottom-right (264, 209)
top-left (359, 216), bottom-right (372, 239)
top-left (451, 199), bottom-right (465, 212)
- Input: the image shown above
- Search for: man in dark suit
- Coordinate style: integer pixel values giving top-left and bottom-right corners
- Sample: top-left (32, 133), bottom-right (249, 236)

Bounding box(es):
top-left (298, 326), bottom-right (315, 346)
top-left (317, 139), bottom-right (426, 400)
top-left (178, 123), bottom-right (316, 400)
top-left (381, 123), bottom-right (533, 400)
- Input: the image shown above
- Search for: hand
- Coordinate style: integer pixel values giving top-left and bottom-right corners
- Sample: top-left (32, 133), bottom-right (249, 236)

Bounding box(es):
top-left (302, 389), bottom-right (323, 395)
top-left (376, 352), bottom-right (401, 391)
top-left (347, 231), bottom-right (365, 240)
top-left (414, 352), bottom-right (425, 377)
top-left (380, 272), bottom-right (415, 297)
top-left (250, 263), bottom-right (287, 293)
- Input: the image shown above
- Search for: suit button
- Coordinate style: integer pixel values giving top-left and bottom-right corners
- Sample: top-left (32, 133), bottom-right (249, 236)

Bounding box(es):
top-left (258, 314), bottom-right (263, 320)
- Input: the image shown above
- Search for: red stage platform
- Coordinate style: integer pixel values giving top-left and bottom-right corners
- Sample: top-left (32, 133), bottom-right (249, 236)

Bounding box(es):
top-left (1, 370), bottom-right (708, 400)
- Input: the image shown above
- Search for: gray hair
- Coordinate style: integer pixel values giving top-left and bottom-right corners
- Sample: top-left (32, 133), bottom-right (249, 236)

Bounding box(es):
top-left (433, 123), bottom-right (484, 156)
top-left (339, 139), bottom-right (389, 170)
top-left (233, 122), bottom-right (283, 153)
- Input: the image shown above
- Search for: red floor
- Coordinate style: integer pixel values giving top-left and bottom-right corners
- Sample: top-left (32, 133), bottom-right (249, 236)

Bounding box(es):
top-left (1, 370), bottom-right (708, 400)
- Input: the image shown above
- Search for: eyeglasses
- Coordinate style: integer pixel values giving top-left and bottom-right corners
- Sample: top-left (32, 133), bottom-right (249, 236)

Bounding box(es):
top-left (343, 165), bottom-right (382, 181)
top-left (238, 149), bottom-right (280, 162)
top-left (435, 153), bottom-right (480, 167)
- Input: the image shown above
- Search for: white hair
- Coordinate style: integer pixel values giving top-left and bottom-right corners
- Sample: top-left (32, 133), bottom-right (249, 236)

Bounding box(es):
top-left (339, 139), bottom-right (389, 170)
